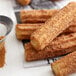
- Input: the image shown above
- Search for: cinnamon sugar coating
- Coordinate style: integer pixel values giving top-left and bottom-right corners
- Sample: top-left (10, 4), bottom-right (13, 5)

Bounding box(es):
top-left (51, 51), bottom-right (76, 76)
top-left (31, 2), bottom-right (76, 50)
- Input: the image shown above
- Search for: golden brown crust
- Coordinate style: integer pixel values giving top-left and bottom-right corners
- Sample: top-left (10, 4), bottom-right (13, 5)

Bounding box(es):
top-left (25, 33), bottom-right (76, 61)
top-left (16, 23), bottom-right (42, 40)
top-left (16, 34), bottom-right (30, 40)
top-left (51, 51), bottom-right (76, 76)
top-left (20, 9), bottom-right (76, 24)
top-left (16, 0), bottom-right (31, 6)
top-left (20, 10), bottom-right (58, 23)
top-left (16, 23), bottom-right (76, 40)
top-left (31, 2), bottom-right (76, 51)
top-left (25, 44), bottom-right (76, 61)
top-left (63, 26), bottom-right (76, 33)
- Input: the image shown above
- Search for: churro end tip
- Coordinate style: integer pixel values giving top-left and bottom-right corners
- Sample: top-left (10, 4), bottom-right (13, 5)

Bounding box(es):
top-left (51, 63), bottom-right (60, 76)
top-left (31, 37), bottom-right (40, 51)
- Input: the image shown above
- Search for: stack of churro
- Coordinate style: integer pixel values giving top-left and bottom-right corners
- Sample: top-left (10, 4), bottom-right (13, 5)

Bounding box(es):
top-left (16, 2), bottom-right (76, 76)
top-left (16, 9), bottom-right (76, 40)
top-left (25, 33), bottom-right (76, 61)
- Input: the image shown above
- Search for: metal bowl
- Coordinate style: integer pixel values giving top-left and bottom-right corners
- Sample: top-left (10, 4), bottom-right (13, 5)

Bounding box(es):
top-left (0, 15), bottom-right (13, 42)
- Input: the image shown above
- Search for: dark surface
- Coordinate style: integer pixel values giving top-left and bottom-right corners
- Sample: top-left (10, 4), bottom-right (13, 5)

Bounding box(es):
top-left (22, 40), bottom-right (30, 44)
top-left (30, 0), bottom-right (56, 9)
top-left (15, 12), bottom-right (21, 23)
top-left (14, 0), bottom-right (57, 9)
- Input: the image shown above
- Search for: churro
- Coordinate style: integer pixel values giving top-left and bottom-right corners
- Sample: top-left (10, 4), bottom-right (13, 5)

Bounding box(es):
top-left (31, 2), bottom-right (76, 50)
top-left (25, 33), bottom-right (76, 61)
top-left (51, 51), bottom-right (76, 76)
top-left (16, 23), bottom-right (42, 40)
top-left (16, 23), bottom-right (76, 40)
top-left (20, 10), bottom-right (58, 23)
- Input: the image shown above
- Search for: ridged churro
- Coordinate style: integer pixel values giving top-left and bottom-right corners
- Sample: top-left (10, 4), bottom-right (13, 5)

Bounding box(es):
top-left (20, 9), bottom-right (76, 24)
top-left (51, 51), bottom-right (76, 76)
top-left (31, 2), bottom-right (76, 51)
top-left (25, 33), bottom-right (76, 61)
top-left (16, 23), bottom-right (76, 40)
top-left (16, 0), bottom-right (31, 6)
top-left (20, 10), bottom-right (58, 23)
top-left (16, 23), bottom-right (42, 40)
